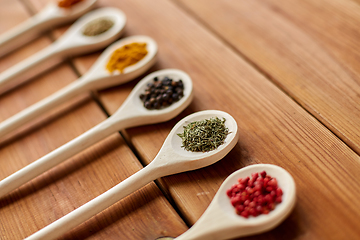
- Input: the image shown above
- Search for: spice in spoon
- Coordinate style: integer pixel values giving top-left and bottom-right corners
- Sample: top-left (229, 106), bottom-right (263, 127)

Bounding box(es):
top-left (106, 43), bottom-right (148, 73)
top-left (82, 18), bottom-right (114, 36)
top-left (226, 171), bottom-right (283, 218)
top-left (178, 117), bottom-right (229, 152)
top-left (140, 76), bottom-right (184, 109)
top-left (58, 0), bottom-right (83, 8)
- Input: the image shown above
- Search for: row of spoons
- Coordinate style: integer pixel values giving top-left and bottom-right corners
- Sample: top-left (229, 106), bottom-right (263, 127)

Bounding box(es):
top-left (0, 67), bottom-right (296, 239)
top-left (0, 0), bottom-right (98, 57)
top-left (0, 2), bottom-right (296, 240)
top-left (0, 6), bottom-right (126, 94)
top-left (0, 64), bottom-right (296, 239)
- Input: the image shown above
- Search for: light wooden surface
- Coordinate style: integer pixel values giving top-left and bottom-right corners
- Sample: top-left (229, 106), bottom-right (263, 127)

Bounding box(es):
top-left (176, 0), bottom-right (360, 155)
top-left (1, 0), bottom-right (360, 239)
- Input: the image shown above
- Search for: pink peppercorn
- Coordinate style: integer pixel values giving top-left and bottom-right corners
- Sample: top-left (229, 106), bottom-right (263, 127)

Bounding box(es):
top-left (226, 171), bottom-right (283, 218)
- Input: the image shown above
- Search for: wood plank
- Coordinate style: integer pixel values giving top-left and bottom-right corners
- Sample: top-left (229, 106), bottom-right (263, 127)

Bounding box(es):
top-left (0, 0), bottom-right (33, 57)
top-left (176, 0), bottom-right (360, 156)
top-left (71, 0), bottom-right (360, 239)
top-left (0, 0), bottom-right (29, 33)
top-left (0, 1), bottom-right (188, 239)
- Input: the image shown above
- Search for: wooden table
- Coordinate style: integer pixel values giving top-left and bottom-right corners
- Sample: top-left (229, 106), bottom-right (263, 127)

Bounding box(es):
top-left (1, 0), bottom-right (360, 239)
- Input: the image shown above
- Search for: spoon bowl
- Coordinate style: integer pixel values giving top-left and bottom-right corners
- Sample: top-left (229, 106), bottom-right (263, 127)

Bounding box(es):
top-left (85, 35), bottom-right (158, 90)
top-left (175, 164), bottom-right (296, 240)
top-left (0, 0), bottom-right (98, 57)
top-left (112, 68), bottom-right (194, 127)
top-left (53, 0), bottom-right (99, 21)
top-left (0, 35), bottom-right (158, 137)
top-left (0, 7), bottom-right (126, 94)
top-left (25, 110), bottom-right (239, 240)
top-left (158, 110), bottom-right (239, 174)
top-left (54, 7), bottom-right (127, 56)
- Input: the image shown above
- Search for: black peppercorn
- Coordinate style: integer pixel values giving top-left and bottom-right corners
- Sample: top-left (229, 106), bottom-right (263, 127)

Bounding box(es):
top-left (144, 101), bottom-right (151, 109)
top-left (163, 93), bottom-right (170, 100)
top-left (172, 93), bottom-right (179, 100)
top-left (139, 76), bottom-right (185, 110)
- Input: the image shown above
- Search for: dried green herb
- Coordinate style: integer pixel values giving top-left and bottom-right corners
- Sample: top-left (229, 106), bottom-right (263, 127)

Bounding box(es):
top-left (177, 117), bottom-right (229, 152)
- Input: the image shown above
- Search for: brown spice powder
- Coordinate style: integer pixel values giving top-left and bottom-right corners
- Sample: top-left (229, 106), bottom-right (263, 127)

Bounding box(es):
top-left (58, 0), bottom-right (83, 8)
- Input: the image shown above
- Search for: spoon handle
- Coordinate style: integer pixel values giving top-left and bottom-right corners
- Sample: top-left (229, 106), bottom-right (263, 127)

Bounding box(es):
top-left (174, 222), bottom-right (212, 240)
top-left (0, 115), bottom-right (119, 198)
top-left (174, 203), bottom-right (228, 240)
top-left (0, 42), bottom-right (61, 94)
top-left (0, 79), bottom-right (86, 137)
top-left (25, 163), bottom-right (160, 240)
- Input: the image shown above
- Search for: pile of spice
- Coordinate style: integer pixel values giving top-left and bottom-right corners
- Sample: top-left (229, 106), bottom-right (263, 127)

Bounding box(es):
top-left (226, 171), bottom-right (283, 218)
top-left (82, 18), bottom-right (114, 36)
top-left (140, 76), bottom-right (184, 109)
top-left (177, 117), bottom-right (229, 152)
top-left (58, 0), bottom-right (83, 8)
top-left (106, 42), bottom-right (148, 73)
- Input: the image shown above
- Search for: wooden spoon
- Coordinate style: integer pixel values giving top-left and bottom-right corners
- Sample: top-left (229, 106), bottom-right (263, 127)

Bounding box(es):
top-left (0, 35), bottom-right (157, 137)
top-left (25, 110), bottom-right (239, 240)
top-left (175, 164), bottom-right (296, 240)
top-left (0, 7), bottom-right (126, 94)
top-left (0, 69), bottom-right (193, 198)
top-left (0, 0), bottom-right (97, 57)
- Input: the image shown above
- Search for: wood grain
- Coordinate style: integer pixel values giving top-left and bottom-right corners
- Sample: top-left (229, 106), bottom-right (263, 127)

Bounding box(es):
top-left (2, 0), bottom-right (360, 239)
top-left (82, 0), bottom-right (359, 239)
top-left (176, 0), bottom-right (360, 156)
top-left (0, 0), bottom-right (29, 33)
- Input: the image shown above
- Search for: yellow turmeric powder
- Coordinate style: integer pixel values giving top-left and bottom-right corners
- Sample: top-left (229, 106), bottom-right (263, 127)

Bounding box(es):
top-left (58, 0), bottom-right (83, 8)
top-left (106, 43), bottom-right (148, 73)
